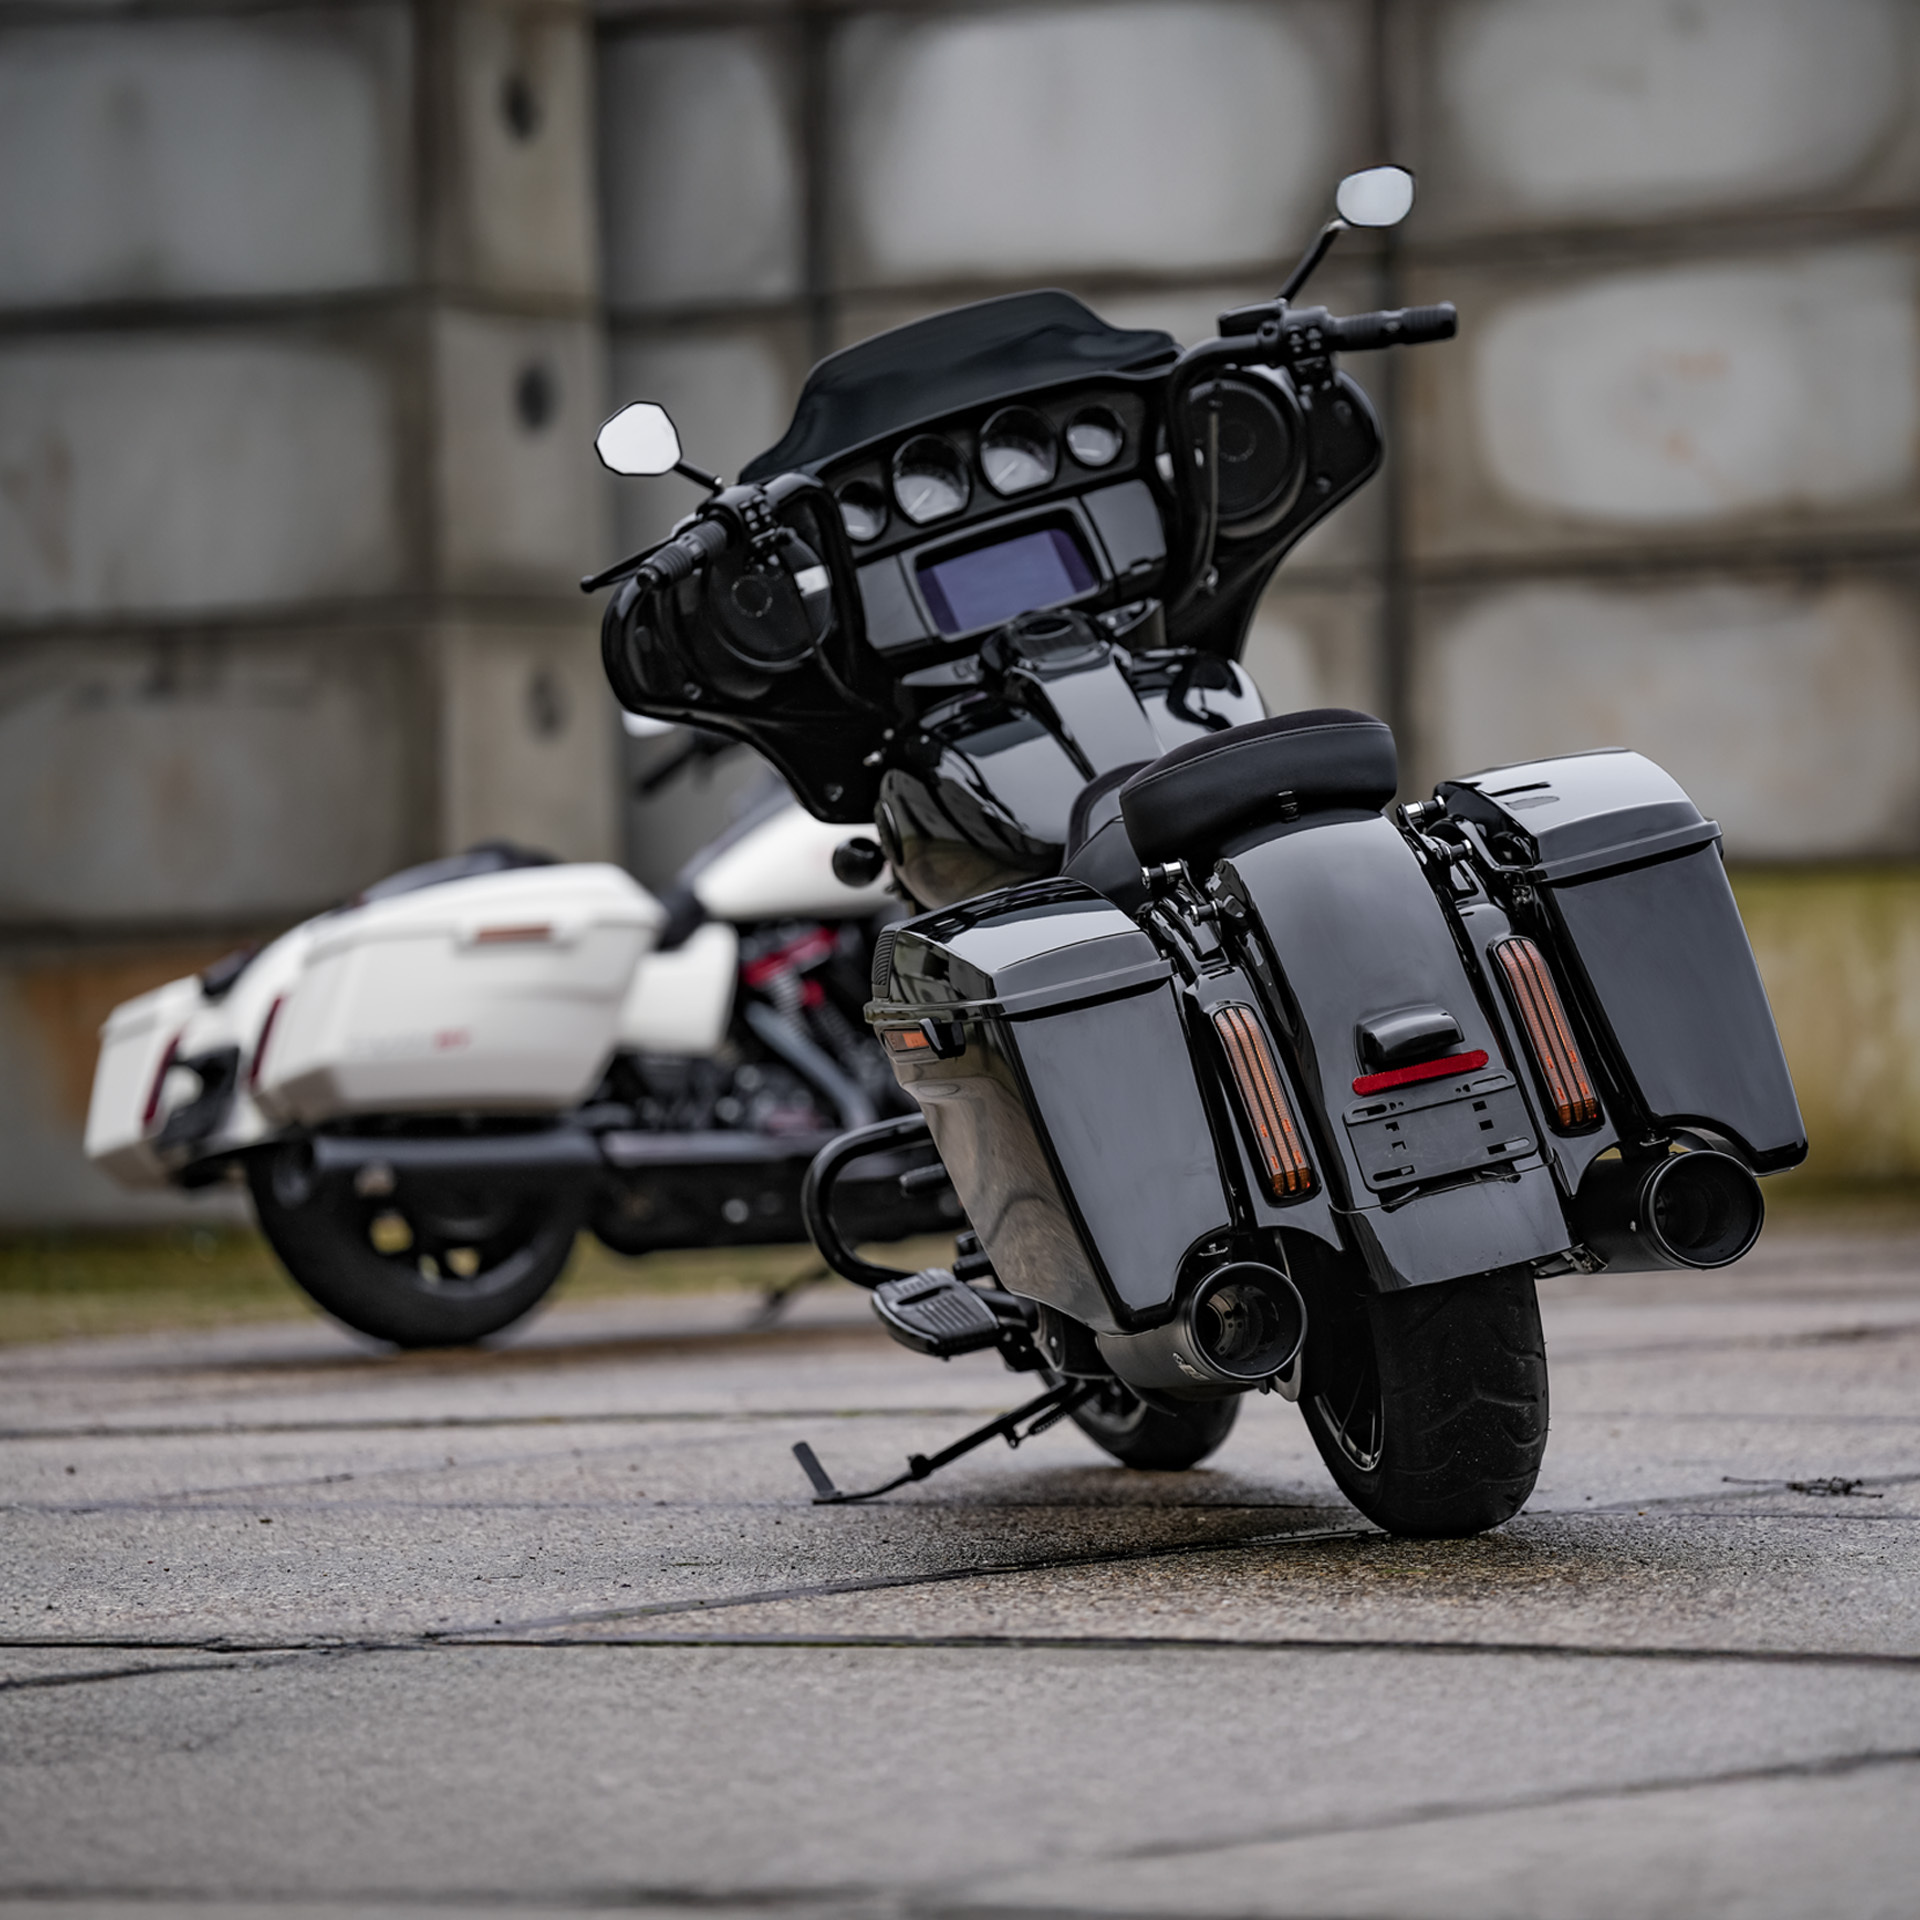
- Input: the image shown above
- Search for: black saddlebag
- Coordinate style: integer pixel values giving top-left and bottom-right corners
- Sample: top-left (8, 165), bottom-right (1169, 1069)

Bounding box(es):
top-left (868, 879), bottom-right (1232, 1332)
top-left (1439, 751), bottom-right (1806, 1174)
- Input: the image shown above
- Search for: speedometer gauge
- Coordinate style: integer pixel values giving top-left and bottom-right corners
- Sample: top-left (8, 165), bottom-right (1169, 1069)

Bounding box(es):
top-left (892, 436), bottom-right (969, 525)
top-left (1065, 405), bottom-right (1124, 469)
top-left (978, 408), bottom-right (1056, 496)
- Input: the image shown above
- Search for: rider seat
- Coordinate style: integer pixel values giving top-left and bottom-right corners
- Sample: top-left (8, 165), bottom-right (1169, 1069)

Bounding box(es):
top-left (1118, 708), bottom-right (1397, 864)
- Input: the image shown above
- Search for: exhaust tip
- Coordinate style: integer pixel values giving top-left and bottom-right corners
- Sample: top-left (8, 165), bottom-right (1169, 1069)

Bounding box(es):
top-left (1189, 1262), bottom-right (1306, 1381)
top-left (1095, 1261), bottom-right (1307, 1400)
top-left (1642, 1150), bottom-right (1763, 1269)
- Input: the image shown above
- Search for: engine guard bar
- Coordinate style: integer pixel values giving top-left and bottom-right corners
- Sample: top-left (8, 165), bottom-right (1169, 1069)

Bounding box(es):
top-left (802, 1112), bottom-right (938, 1289)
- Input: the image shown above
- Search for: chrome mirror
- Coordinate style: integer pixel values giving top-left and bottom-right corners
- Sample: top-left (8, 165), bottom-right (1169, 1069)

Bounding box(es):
top-left (595, 402), bottom-right (682, 477)
top-left (1335, 165), bottom-right (1416, 229)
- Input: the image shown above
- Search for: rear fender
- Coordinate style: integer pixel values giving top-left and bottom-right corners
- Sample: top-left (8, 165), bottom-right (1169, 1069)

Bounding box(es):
top-left (1216, 813), bottom-right (1572, 1289)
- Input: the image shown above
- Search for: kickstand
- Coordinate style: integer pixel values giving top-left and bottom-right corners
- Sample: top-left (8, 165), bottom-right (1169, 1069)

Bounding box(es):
top-left (746, 1260), bottom-right (831, 1329)
top-left (792, 1379), bottom-right (1096, 1505)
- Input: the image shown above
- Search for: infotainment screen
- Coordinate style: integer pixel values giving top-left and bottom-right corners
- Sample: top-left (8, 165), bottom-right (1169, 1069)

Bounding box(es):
top-left (916, 525), bottom-right (1097, 637)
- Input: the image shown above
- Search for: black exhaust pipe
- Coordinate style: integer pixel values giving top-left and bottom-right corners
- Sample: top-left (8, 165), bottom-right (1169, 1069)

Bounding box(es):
top-left (1571, 1149), bottom-right (1764, 1272)
top-left (1096, 1261), bottom-right (1306, 1400)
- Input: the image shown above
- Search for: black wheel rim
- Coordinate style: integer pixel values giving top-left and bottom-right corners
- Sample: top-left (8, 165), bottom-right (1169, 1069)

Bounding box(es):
top-left (1313, 1343), bottom-right (1384, 1473)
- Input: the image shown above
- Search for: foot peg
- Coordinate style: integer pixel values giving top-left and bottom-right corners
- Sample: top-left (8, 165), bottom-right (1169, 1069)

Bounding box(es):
top-left (872, 1267), bottom-right (1024, 1358)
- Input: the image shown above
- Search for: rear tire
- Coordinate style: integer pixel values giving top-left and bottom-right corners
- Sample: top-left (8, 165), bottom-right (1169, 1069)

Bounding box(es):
top-left (248, 1145), bottom-right (583, 1348)
top-left (1070, 1381), bottom-right (1240, 1470)
top-left (1299, 1270), bottom-right (1547, 1537)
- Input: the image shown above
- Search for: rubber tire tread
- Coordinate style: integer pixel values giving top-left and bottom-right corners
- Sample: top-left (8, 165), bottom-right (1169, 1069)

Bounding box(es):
top-left (1303, 1270), bottom-right (1548, 1537)
top-left (1070, 1385), bottom-right (1240, 1470)
top-left (247, 1160), bottom-right (582, 1349)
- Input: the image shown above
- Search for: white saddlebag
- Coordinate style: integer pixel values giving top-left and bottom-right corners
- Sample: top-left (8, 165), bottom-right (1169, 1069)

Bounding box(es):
top-left (84, 974), bottom-right (211, 1188)
top-left (255, 865), bottom-right (662, 1123)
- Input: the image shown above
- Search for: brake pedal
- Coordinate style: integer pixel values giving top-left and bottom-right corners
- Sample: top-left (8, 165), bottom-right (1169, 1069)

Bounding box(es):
top-left (872, 1268), bottom-right (1004, 1357)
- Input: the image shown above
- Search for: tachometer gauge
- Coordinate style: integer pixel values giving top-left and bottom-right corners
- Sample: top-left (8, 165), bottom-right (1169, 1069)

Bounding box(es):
top-left (1064, 404), bottom-right (1125, 469)
top-left (892, 436), bottom-right (970, 525)
top-left (978, 408), bottom-right (1057, 496)
top-left (835, 478), bottom-right (889, 542)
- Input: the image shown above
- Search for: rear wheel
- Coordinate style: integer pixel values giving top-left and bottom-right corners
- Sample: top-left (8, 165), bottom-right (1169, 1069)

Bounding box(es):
top-left (1070, 1380), bottom-right (1240, 1470)
top-left (1299, 1269), bottom-right (1548, 1537)
top-left (248, 1144), bottom-right (583, 1348)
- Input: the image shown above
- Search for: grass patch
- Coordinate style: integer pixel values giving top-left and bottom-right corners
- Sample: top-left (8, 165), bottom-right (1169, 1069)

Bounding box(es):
top-left (0, 1226), bottom-right (315, 1346)
top-left (1758, 1170), bottom-right (1920, 1234)
top-left (0, 1224), bottom-right (958, 1347)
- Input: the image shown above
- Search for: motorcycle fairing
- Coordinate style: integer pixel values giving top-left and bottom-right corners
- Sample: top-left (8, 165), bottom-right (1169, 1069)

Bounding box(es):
top-left (740, 292), bottom-right (1179, 481)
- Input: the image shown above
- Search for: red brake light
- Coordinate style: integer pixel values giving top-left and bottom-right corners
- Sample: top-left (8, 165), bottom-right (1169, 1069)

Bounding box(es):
top-left (249, 996), bottom-right (285, 1091)
top-left (1351, 1050), bottom-right (1490, 1097)
top-left (142, 1032), bottom-right (183, 1129)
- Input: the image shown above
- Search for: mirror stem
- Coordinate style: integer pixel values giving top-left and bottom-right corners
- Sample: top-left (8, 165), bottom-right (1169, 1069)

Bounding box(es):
top-left (1278, 218), bottom-right (1347, 304)
top-left (676, 461), bottom-right (725, 493)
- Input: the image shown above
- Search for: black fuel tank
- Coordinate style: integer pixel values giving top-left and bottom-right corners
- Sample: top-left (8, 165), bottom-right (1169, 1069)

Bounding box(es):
top-left (869, 879), bottom-right (1231, 1332)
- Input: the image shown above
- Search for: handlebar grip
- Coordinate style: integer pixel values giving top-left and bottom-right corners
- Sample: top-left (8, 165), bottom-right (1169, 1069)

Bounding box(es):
top-left (643, 516), bottom-right (731, 589)
top-left (1324, 303), bottom-right (1457, 351)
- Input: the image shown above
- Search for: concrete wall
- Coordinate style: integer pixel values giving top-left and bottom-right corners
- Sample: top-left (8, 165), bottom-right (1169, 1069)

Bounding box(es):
top-left (597, 0), bottom-right (1920, 1182)
top-left (8, 0), bottom-right (1916, 1218)
top-left (0, 0), bottom-right (617, 1222)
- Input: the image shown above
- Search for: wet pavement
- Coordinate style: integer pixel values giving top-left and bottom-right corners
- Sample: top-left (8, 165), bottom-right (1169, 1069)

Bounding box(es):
top-left (3, 1226), bottom-right (1919, 1918)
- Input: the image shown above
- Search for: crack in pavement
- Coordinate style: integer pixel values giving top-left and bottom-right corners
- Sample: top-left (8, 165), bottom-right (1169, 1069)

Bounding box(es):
top-left (3, 1745), bottom-right (1918, 1916)
top-left (7, 1631), bottom-right (1920, 1673)
top-left (0, 1408), bottom-right (1008, 1444)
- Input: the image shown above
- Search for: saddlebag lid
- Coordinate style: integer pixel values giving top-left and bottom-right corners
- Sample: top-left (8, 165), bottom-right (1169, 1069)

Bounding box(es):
top-left (1437, 750), bottom-right (1719, 883)
top-left (869, 877), bottom-right (1169, 1020)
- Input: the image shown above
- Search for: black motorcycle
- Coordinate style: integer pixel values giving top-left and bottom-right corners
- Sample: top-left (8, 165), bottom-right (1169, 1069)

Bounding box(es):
top-left (585, 167), bottom-right (1804, 1537)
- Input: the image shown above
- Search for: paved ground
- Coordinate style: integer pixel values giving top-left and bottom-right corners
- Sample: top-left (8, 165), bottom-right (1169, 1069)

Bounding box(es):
top-left (3, 1226), bottom-right (1919, 1919)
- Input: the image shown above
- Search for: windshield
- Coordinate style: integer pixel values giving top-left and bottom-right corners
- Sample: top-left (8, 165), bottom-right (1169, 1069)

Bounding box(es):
top-left (740, 291), bottom-right (1177, 481)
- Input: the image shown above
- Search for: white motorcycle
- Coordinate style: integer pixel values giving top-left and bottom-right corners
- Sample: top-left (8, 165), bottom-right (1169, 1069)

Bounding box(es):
top-left (85, 771), bottom-right (950, 1345)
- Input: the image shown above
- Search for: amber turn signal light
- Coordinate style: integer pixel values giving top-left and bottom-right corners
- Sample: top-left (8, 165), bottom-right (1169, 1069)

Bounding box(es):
top-left (1212, 1004), bottom-right (1315, 1200)
top-left (1492, 937), bottom-right (1601, 1130)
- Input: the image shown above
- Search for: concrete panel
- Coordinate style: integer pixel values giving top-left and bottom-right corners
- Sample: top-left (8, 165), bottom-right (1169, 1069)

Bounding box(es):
top-left (0, 945), bottom-right (256, 1226)
top-left (0, 334), bottom-right (403, 619)
top-left (1408, 248), bottom-right (1920, 562)
top-left (1421, 0), bottom-right (1916, 231)
top-left (438, 619), bottom-right (618, 863)
top-left (1243, 582), bottom-right (1383, 722)
top-left (599, 27), bottom-right (801, 311)
top-left (834, 2), bottom-right (1361, 285)
top-left (434, 312), bottom-right (607, 591)
top-left (444, 0), bottom-right (596, 300)
top-left (1419, 577), bottom-right (1920, 859)
top-left (607, 324), bottom-right (802, 553)
top-left (0, 630), bottom-right (413, 926)
top-left (0, 9), bottom-right (409, 308)
top-left (1733, 867), bottom-right (1920, 1179)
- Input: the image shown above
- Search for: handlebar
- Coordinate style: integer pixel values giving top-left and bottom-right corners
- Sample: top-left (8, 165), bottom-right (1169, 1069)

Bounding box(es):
top-left (1319, 303), bottom-right (1456, 351)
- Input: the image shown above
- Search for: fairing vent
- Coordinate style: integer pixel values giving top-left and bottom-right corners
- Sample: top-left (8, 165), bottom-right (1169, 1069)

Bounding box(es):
top-left (1492, 937), bottom-right (1601, 1131)
top-left (1212, 1004), bottom-right (1314, 1199)
top-left (870, 925), bottom-right (900, 999)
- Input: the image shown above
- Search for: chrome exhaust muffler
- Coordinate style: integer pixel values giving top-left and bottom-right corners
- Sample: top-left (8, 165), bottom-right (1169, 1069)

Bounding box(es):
top-left (1096, 1261), bottom-right (1306, 1400)
top-left (1571, 1149), bottom-right (1764, 1272)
